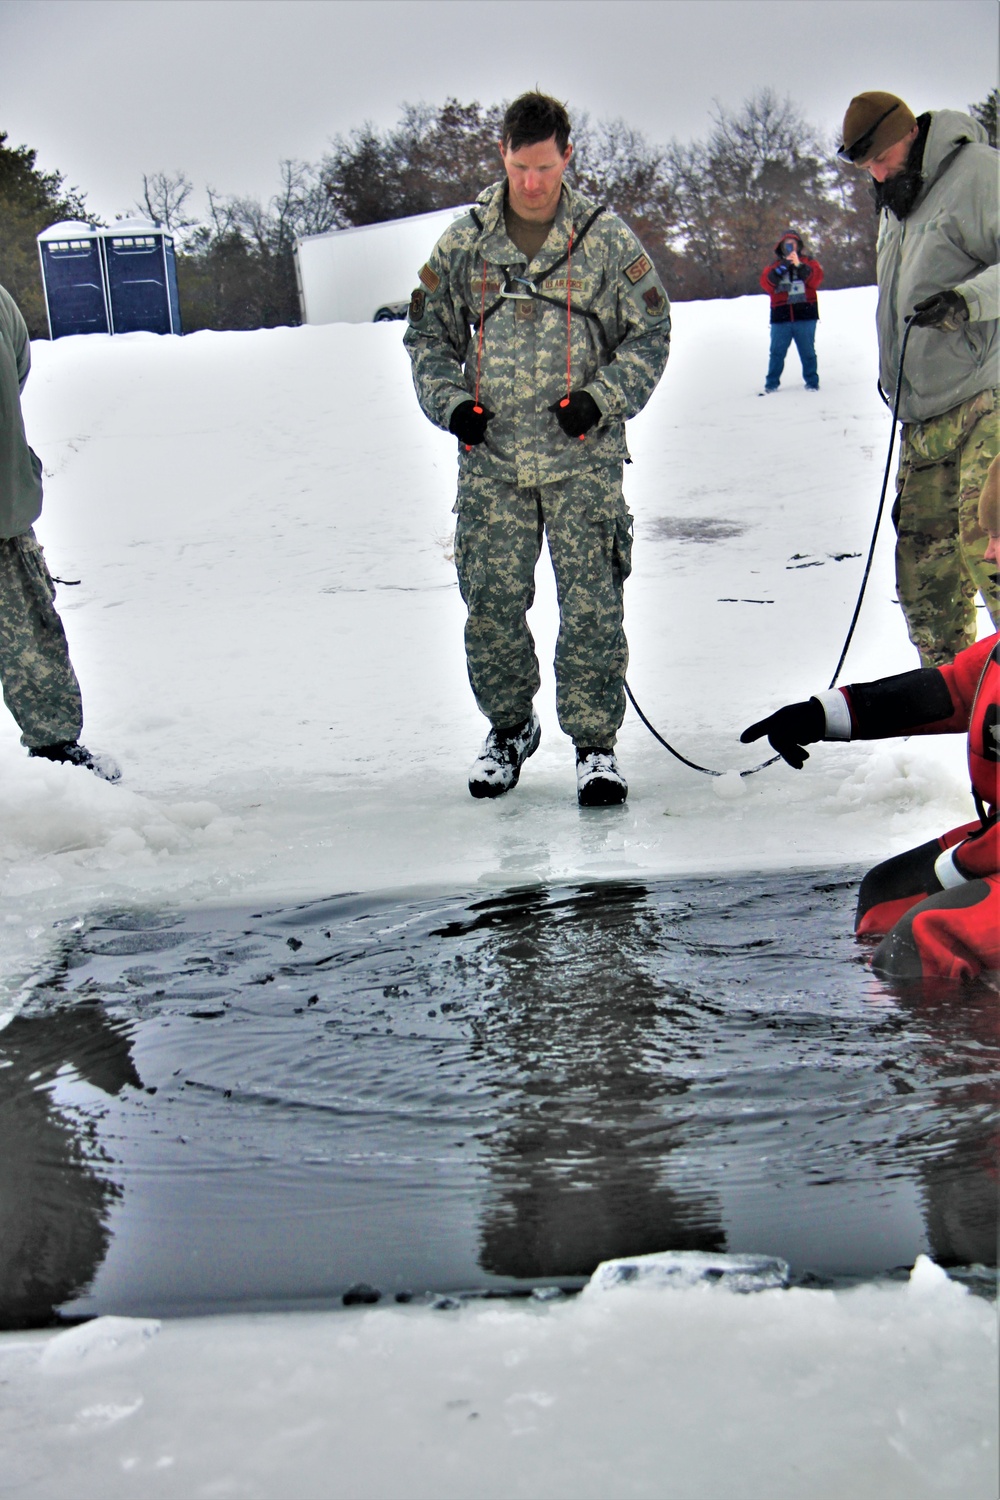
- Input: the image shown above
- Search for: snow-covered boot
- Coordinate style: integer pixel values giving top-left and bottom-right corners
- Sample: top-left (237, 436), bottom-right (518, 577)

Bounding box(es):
top-left (576, 747), bottom-right (627, 807)
top-left (468, 711), bottom-right (540, 799)
top-left (28, 740), bottom-right (121, 783)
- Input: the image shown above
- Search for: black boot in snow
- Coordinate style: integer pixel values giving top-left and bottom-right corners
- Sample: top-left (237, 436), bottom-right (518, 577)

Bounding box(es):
top-left (28, 740), bottom-right (122, 783)
top-left (468, 712), bottom-right (541, 798)
top-left (576, 747), bottom-right (627, 807)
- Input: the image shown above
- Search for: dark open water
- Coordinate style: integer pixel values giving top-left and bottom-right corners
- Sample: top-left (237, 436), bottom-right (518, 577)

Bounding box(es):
top-left (1, 869), bottom-right (996, 1327)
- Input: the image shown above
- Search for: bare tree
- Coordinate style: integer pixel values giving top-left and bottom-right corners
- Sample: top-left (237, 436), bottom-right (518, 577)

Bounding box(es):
top-left (662, 139), bottom-right (731, 297)
top-left (665, 90), bottom-right (828, 297)
top-left (136, 170), bottom-right (196, 230)
top-left (207, 159), bottom-right (338, 256)
top-left (321, 99), bottom-right (505, 225)
top-left (571, 116), bottom-right (671, 226)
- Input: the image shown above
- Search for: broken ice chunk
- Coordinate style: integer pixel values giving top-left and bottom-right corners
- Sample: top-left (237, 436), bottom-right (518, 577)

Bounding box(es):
top-left (585, 1250), bottom-right (790, 1295)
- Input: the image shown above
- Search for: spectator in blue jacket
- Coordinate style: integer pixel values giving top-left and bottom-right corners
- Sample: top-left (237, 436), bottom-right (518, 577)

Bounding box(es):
top-left (760, 230), bottom-right (823, 394)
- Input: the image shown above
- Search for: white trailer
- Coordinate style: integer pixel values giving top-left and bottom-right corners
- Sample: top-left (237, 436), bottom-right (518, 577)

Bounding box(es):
top-left (294, 204), bottom-right (472, 325)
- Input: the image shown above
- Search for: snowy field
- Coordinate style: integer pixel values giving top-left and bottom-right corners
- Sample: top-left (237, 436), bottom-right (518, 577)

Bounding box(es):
top-left (1, 289), bottom-right (996, 1497)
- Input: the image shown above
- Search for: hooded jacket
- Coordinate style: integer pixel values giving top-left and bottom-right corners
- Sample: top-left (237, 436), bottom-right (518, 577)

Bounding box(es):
top-left (403, 180), bottom-right (670, 487)
top-left (0, 284), bottom-right (43, 540)
top-left (875, 109), bottom-right (999, 423)
top-left (760, 232), bottom-right (823, 324)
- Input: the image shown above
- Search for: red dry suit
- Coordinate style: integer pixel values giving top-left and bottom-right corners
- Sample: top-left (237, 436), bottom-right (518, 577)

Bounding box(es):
top-left (845, 632), bottom-right (999, 981)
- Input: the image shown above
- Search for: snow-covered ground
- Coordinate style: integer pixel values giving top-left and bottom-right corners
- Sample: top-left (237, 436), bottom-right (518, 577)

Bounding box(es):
top-left (1, 1257), bottom-right (995, 1500)
top-left (1, 290), bottom-right (995, 1496)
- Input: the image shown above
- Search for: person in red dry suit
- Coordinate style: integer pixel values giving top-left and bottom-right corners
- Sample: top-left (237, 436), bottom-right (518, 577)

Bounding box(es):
top-left (740, 460), bottom-right (999, 983)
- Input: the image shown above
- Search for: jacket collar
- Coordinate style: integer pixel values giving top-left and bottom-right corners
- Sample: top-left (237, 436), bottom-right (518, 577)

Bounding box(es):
top-left (472, 179), bottom-right (601, 267)
top-left (920, 108), bottom-right (987, 187)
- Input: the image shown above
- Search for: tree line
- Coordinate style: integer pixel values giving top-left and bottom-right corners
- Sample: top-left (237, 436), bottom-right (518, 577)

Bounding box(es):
top-left (2, 88), bottom-right (996, 338)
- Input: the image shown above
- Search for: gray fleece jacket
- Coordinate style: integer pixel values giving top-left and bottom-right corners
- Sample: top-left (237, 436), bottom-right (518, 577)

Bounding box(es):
top-left (875, 109), bottom-right (999, 424)
top-left (0, 283), bottom-right (43, 539)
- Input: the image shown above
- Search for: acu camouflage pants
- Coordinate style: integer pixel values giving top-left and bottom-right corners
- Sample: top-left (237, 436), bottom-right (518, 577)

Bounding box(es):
top-left (454, 466), bottom-right (632, 747)
top-left (0, 529), bottom-right (82, 747)
top-left (894, 387), bottom-right (999, 667)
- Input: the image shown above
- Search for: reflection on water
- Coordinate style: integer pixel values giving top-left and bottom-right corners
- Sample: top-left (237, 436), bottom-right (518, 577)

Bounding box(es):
top-left (0, 1004), bottom-right (140, 1328)
top-left (1, 870), bottom-right (996, 1326)
top-left (447, 886), bottom-right (725, 1278)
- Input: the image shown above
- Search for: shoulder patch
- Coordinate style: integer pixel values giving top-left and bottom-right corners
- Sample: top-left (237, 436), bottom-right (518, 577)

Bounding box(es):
top-left (418, 263), bottom-right (439, 292)
top-left (624, 253), bottom-right (652, 285)
top-left (409, 288), bottom-right (426, 322)
top-left (643, 286), bottom-right (666, 316)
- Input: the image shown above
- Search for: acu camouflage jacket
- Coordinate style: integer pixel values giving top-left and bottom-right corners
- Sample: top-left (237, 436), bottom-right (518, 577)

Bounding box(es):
top-left (403, 180), bottom-right (671, 487)
top-left (0, 283), bottom-right (43, 540)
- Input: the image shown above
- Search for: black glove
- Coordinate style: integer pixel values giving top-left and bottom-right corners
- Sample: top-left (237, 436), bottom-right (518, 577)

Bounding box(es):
top-left (449, 401), bottom-right (493, 446)
top-left (909, 290), bottom-right (969, 331)
top-left (549, 390), bottom-right (601, 438)
top-left (740, 698), bottom-right (826, 770)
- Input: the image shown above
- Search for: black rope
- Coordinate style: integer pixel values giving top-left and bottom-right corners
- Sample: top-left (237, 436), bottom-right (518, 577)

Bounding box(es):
top-left (626, 319), bottom-right (915, 779)
top-left (473, 206), bottom-right (606, 331)
top-left (624, 680), bottom-right (779, 779)
top-left (826, 317), bottom-right (913, 690)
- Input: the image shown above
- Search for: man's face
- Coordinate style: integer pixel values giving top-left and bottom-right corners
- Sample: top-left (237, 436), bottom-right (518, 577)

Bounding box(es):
top-left (499, 135), bottom-right (573, 221)
top-left (864, 123), bottom-right (919, 182)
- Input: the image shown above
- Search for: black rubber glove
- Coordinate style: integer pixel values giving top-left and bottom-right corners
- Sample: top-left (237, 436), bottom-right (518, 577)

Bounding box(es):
top-left (549, 390), bottom-right (600, 438)
top-left (449, 401), bottom-right (493, 446)
top-left (740, 698), bottom-right (826, 770)
top-left (909, 290), bottom-right (969, 331)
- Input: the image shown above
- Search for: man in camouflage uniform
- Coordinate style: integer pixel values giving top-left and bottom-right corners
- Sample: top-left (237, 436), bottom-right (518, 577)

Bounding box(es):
top-left (838, 91), bottom-right (998, 666)
top-left (404, 91), bottom-right (670, 806)
top-left (0, 280), bottom-right (118, 779)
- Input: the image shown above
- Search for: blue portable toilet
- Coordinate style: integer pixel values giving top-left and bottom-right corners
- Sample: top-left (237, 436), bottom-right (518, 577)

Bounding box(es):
top-left (98, 218), bottom-right (182, 335)
top-left (36, 221), bottom-right (109, 338)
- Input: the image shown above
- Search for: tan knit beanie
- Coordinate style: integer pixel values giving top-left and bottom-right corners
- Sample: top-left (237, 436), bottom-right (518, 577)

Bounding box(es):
top-left (839, 92), bottom-right (917, 166)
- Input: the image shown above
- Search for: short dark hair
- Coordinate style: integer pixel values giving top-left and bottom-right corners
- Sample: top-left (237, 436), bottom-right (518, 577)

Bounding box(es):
top-left (502, 91), bottom-right (571, 154)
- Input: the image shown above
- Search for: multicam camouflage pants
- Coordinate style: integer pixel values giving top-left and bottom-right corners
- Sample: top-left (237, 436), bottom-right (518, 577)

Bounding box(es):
top-left (454, 466), bottom-right (632, 747)
top-left (894, 387), bottom-right (999, 667)
top-left (0, 528), bottom-right (82, 747)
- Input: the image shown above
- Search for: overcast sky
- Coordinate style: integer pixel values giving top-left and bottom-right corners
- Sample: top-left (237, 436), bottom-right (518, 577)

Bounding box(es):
top-left (0, 0), bottom-right (995, 223)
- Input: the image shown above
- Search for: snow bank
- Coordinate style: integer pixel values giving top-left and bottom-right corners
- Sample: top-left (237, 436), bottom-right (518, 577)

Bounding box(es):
top-left (1, 1258), bottom-right (994, 1499)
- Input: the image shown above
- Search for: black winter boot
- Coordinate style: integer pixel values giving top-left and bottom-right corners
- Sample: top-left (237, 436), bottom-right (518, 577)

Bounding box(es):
top-left (28, 740), bottom-right (121, 783)
top-left (468, 712), bottom-right (541, 798)
top-left (576, 747), bottom-right (627, 807)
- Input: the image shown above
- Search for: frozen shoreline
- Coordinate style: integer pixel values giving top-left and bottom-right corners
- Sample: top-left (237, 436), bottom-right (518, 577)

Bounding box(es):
top-left (1, 1258), bottom-right (996, 1500)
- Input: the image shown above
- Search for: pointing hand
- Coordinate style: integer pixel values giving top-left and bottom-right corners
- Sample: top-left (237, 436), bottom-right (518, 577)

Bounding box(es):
top-left (740, 699), bottom-right (826, 770)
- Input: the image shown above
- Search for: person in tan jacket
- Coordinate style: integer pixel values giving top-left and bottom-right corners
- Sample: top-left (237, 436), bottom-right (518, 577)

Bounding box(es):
top-left (838, 91), bottom-right (998, 666)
